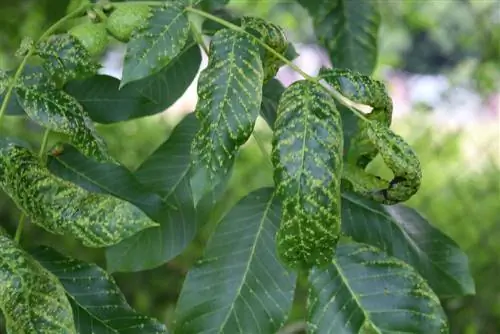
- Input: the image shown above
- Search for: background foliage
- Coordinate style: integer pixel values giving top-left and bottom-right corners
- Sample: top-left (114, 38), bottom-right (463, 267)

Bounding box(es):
top-left (0, 0), bottom-right (498, 333)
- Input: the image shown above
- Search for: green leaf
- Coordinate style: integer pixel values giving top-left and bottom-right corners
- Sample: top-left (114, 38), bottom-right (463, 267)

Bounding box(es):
top-left (190, 29), bottom-right (264, 206)
top-left (272, 80), bottom-right (343, 269)
top-left (65, 43), bottom-right (201, 124)
top-left (298, 0), bottom-right (380, 74)
top-left (31, 246), bottom-right (168, 333)
top-left (198, 0), bottom-right (230, 12)
top-left (260, 78), bottom-right (285, 129)
top-left (0, 72), bottom-right (24, 116)
top-left (341, 192), bottom-right (475, 297)
top-left (0, 139), bottom-right (158, 248)
top-left (35, 33), bottom-right (100, 84)
top-left (201, 9), bottom-right (241, 36)
top-left (0, 228), bottom-right (76, 334)
top-left (14, 68), bottom-right (110, 161)
top-left (174, 188), bottom-right (296, 333)
top-left (106, 114), bottom-right (198, 272)
top-left (121, 1), bottom-right (191, 87)
top-left (308, 242), bottom-right (449, 333)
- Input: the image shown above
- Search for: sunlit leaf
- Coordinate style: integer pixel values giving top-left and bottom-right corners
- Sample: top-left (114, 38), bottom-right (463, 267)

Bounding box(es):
top-left (0, 228), bottom-right (76, 334)
top-left (0, 139), bottom-right (158, 248)
top-left (175, 188), bottom-right (296, 333)
top-left (308, 242), bottom-right (449, 333)
top-left (32, 246), bottom-right (168, 333)
top-left (272, 80), bottom-right (343, 269)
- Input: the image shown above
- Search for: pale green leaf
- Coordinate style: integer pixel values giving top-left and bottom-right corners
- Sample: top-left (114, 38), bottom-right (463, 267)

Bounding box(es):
top-left (272, 80), bottom-right (343, 269)
top-left (308, 242), bottom-right (449, 333)
top-left (174, 188), bottom-right (296, 333)
top-left (0, 228), bottom-right (76, 334)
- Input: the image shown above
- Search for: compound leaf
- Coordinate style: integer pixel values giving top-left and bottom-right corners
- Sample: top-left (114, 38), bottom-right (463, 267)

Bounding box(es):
top-left (0, 228), bottom-right (76, 334)
top-left (342, 192), bottom-right (475, 297)
top-left (190, 29), bottom-right (264, 206)
top-left (121, 1), bottom-right (191, 87)
top-left (308, 242), bottom-right (449, 333)
top-left (298, 0), bottom-right (380, 74)
top-left (0, 139), bottom-right (158, 248)
top-left (31, 246), bottom-right (168, 333)
top-left (272, 80), bottom-right (343, 269)
top-left (174, 188), bottom-right (296, 334)
top-left (65, 42), bottom-right (201, 124)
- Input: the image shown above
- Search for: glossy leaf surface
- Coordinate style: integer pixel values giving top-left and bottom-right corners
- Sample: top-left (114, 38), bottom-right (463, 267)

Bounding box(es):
top-left (175, 188), bottom-right (296, 333)
top-left (308, 242), bottom-right (449, 333)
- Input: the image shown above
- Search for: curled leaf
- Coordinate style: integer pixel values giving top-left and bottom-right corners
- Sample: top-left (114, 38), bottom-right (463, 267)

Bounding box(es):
top-left (0, 228), bottom-right (76, 334)
top-left (0, 139), bottom-right (158, 248)
top-left (272, 80), bottom-right (343, 269)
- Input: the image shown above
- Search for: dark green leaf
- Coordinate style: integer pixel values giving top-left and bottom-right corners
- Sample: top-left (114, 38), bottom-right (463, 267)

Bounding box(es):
top-left (15, 69), bottom-right (110, 161)
top-left (35, 33), bottom-right (100, 84)
top-left (0, 139), bottom-right (158, 248)
top-left (272, 80), bottom-right (343, 269)
top-left (198, 0), bottom-right (230, 12)
top-left (298, 0), bottom-right (380, 74)
top-left (201, 9), bottom-right (241, 36)
top-left (308, 242), bottom-right (449, 333)
top-left (190, 29), bottom-right (264, 206)
top-left (341, 192), bottom-right (475, 297)
top-left (260, 78), bottom-right (285, 129)
top-left (174, 188), bottom-right (296, 333)
top-left (121, 1), bottom-right (191, 87)
top-left (65, 43), bottom-right (201, 124)
top-left (106, 114), bottom-right (198, 272)
top-left (0, 228), bottom-right (76, 333)
top-left (0, 92), bottom-right (24, 116)
top-left (31, 246), bottom-right (168, 333)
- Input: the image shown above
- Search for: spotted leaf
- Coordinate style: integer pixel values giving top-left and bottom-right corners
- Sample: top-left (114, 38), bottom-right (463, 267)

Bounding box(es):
top-left (308, 242), bottom-right (449, 333)
top-left (121, 1), bottom-right (190, 87)
top-left (190, 28), bottom-right (264, 205)
top-left (0, 139), bottom-right (158, 248)
top-left (0, 228), bottom-right (76, 334)
top-left (272, 80), bottom-right (343, 269)
top-left (31, 246), bottom-right (168, 333)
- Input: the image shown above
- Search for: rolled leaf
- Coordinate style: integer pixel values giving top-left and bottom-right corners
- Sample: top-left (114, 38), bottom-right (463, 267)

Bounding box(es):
top-left (0, 139), bottom-right (158, 248)
top-left (272, 80), bottom-right (343, 269)
top-left (190, 28), bottom-right (264, 205)
top-left (308, 242), bottom-right (449, 333)
top-left (121, 1), bottom-right (191, 87)
top-left (0, 228), bottom-right (76, 334)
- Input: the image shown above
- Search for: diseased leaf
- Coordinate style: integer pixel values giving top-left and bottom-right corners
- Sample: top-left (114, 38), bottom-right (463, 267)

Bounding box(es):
top-left (174, 188), bottom-right (296, 334)
top-left (14, 68), bottom-right (110, 161)
top-left (0, 228), bottom-right (76, 334)
top-left (190, 29), bottom-right (264, 206)
top-left (260, 78), bottom-right (285, 129)
top-left (308, 242), bottom-right (449, 333)
top-left (65, 42), bottom-right (201, 124)
top-left (0, 139), bottom-right (158, 248)
top-left (298, 0), bottom-right (380, 74)
top-left (31, 246), bottom-right (168, 334)
top-left (272, 80), bottom-right (343, 269)
top-left (121, 1), bottom-right (191, 87)
top-left (342, 192), bottom-right (475, 297)
top-left (35, 33), bottom-right (100, 84)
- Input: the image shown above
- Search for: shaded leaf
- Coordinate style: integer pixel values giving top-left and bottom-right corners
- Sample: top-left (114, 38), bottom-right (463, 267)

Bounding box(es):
top-left (201, 9), bottom-right (241, 36)
top-left (31, 246), bottom-right (168, 333)
top-left (0, 71), bottom-right (24, 116)
top-left (298, 0), bottom-right (380, 74)
top-left (121, 1), bottom-right (191, 87)
top-left (260, 78), bottom-right (285, 129)
top-left (272, 80), bottom-right (343, 269)
top-left (0, 228), bottom-right (75, 334)
top-left (174, 188), bottom-right (296, 333)
top-left (0, 139), bottom-right (157, 248)
top-left (190, 29), bottom-right (264, 206)
top-left (35, 33), bottom-right (100, 84)
top-left (14, 68), bottom-right (110, 161)
top-left (65, 42), bottom-right (201, 124)
top-left (308, 242), bottom-right (449, 333)
top-left (341, 192), bottom-right (475, 297)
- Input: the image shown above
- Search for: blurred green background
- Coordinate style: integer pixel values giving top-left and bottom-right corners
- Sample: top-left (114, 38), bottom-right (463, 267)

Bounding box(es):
top-left (0, 0), bottom-right (499, 333)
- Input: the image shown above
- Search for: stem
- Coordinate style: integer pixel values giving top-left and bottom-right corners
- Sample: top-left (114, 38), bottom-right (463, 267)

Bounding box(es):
top-left (189, 22), bottom-right (210, 55)
top-left (14, 129), bottom-right (51, 243)
top-left (185, 6), bottom-right (370, 122)
top-left (252, 130), bottom-right (273, 169)
top-left (0, 3), bottom-right (92, 126)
